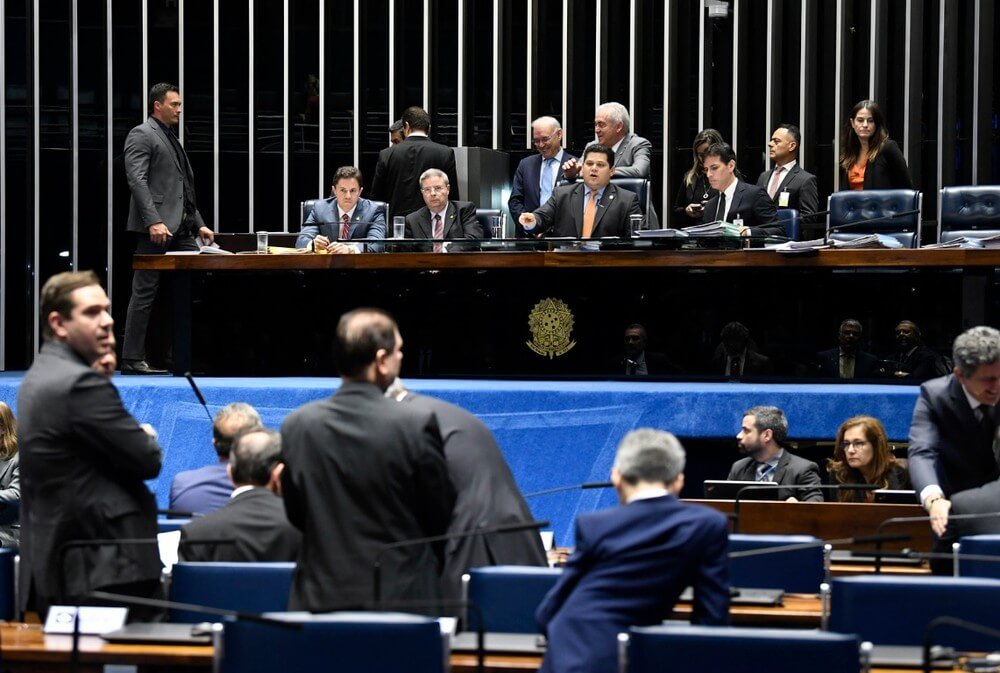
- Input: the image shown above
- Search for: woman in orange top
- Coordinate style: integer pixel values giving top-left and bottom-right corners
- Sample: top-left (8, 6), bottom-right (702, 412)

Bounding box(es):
top-left (840, 99), bottom-right (912, 191)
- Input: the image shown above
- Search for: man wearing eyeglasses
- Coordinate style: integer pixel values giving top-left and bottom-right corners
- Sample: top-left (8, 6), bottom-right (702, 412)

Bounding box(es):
top-left (508, 116), bottom-right (576, 237)
top-left (404, 169), bottom-right (481, 251)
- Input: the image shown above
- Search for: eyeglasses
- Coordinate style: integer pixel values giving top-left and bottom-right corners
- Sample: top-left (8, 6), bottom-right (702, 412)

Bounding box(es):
top-left (532, 134), bottom-right (557, 146)
top-left (840, 440), bottom-right (870, 450)
top-left (420, 186), bottom-right (447, 194)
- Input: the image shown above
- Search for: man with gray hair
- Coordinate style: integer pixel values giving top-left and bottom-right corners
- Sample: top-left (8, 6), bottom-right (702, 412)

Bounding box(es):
top-left (909, 326), bottom-right (1000, 538)
top-left (727, 405), bottom-right (822, 501)
top-left (170, 402), bottom-right (263, 515)
top-left (536, 428), bottom-right (729, 673)
top-left (816, 318), bottom-right (878, 379)
top-left (508, 116), bottom-right (576, 234)
top-left (179, 428), bottom-right (301, 562)
top-left (404, 168), bottom-right (481, 250)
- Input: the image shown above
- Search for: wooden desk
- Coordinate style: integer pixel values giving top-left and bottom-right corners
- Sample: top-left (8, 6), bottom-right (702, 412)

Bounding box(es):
top-left (672, 593), bottom-right (822, 627)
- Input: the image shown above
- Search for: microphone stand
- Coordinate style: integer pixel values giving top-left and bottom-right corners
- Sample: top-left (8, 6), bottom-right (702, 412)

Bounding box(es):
top-left (922, 616), bottom-right (1000, 673)
top-left (184, 371), bottom-right (215, 423)
top-left (874, 511), bottom-right (1000, 573)
top-left (523, 482), bottom-right (612, 498)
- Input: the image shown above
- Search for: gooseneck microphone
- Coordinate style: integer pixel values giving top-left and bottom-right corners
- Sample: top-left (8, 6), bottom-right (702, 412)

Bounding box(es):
top-left (824, 209), bottom-right (921, 236)
top-left (184, 371), bottom-right (214, 423)
top-left (523, 482), bottom-right (613, 498)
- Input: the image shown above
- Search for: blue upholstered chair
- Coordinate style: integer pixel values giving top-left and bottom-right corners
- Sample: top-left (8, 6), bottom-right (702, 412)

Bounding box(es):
top-left (217, 611), bottom-right (447, 673)
top-left (775, 208), bottom-right (800, 241)
top-left (168, 562), bottom-right (295, 623)
top-left (828, 576), bottom-right (1000, 650)
top-left (728, 534), bottom-right (825, 593)
top-left (826, 189), bottom-right (922, 247)
top-left (622, 625), bottom-right (863, 673)
top-left (0, 548), bottom-right (16, 621)
top-left (463, 565), bottom-right (562, 633)
top-left (610, 178), bottom-right (652, 216)
top-left (475, 208), bottom-right (501, 239)
top-left (938, 186), bottom-right (1000, 243)
top-left (956, 535), bottom-right (1000, 579)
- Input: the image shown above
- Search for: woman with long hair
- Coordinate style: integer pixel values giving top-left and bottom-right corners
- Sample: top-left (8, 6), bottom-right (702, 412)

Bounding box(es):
top-left (839, 99), bottom-right (912, 191)
top-left (673, 128), bottom-right (726, 222)
top-left (0, 401), bottom-right (20, 547)
top-left (827, 415), bottom-right (910, 502)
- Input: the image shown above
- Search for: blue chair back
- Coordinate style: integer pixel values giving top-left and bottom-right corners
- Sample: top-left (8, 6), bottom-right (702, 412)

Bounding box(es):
top-left (827, 189), bottom-right (922, 247)
top-left (0, 548), bottom-right (16, 620)
top-left (157, 518), bottom-right (191, 534)
top-left (464, 565), bottom-right (562, 633)
top-left (775, 208), bottom-right (800, 241)
top-left (957, 535), bottom-right (1000, 578)
top-left (939, 186), bottom-right (1000, 242)
top-left (475, 208), bottom-right (501, 239)
top-left (300, 199), bottom-right (321, 225)
top-left (611, 178), bottom-right (651, 216)
top-left (624, 625), bottom-right (860, 673)
top-left (829, 575), bottom-right (1000, 650)
top-left (169, 562), bottom-right (295, 623)
top-left (728, 534), bottom-right (824, 593)
top-left (219, 612), bottom-right (446, 673)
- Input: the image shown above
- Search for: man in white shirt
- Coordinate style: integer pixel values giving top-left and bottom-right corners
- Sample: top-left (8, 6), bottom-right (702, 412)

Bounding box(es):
top-left (700, 142), bottom-right (782, 238)
top-left (404, 168), bottom-right (481, 251)
top-left (296, 165), bottom-right (386, 253)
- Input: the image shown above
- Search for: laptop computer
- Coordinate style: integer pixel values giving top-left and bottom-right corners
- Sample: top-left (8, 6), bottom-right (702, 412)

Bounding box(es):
top-left (101, 622), bottom-right (215, 645)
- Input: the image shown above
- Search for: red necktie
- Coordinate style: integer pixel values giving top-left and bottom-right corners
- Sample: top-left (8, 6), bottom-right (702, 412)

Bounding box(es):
top-left (340, 213), bottom-right (350, 240)
top-left (768, 166), bottom-right (785, 199)
top-left (433, 214), bottom-right (444, 253)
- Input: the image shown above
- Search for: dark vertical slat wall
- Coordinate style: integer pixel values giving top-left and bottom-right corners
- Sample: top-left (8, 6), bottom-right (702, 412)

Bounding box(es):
top-left (1, 0), bottom-right (999, 369)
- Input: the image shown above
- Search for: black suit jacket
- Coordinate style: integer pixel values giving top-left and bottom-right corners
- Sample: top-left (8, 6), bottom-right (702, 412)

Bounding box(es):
top-left (371, 135), bottom-right (460, 218)
top-left (711, 348), bottom-right (774, 377)
top-left (178, 487), bottom-right (302, 563)
top-left (280, 380), bottom-right (456, 612)
top-left (404, 200), bottom-right (483, 245)
top-left (841, 139), bottom-right (913, 190)
top-left (727, 451), bottom-right (824, 502)
top-left (17, 341), bottom-right (162, 613)
top-left (949, 479), bottom-right (1000, 537)
top-left (531, 182), bottom-right (641, 238)
top-left (755, 163), bottom-right (820, 218)
top-left (400, 393), bottom-right (546, 604)
top-left (701, 180), bottom-right (782, 236)
top-left (816, 347), bottom-right (879, 379)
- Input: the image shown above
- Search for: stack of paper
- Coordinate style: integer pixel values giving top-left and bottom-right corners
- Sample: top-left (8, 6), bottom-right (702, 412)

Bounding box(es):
top-left (636, 228), bottom-right (690, 238)
top-left (830, 234), bottom-right (903, 249)
top-left (922, 237), bottom-right (984, 249)
top-left (681, 221), bottom-right (742, 237)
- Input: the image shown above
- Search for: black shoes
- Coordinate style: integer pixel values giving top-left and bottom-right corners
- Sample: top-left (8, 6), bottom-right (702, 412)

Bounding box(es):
top-left (120, 359), bottom-right (169, 375)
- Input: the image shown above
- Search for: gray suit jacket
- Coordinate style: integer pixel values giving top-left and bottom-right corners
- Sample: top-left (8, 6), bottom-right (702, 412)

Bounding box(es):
top-left (296, 197), bottom-right (387, 250)
top-left (532, 183), bottom-right (642, 238)
top-left (576, 135), bottom-right (659, 228)
top-left (124, 117), bottom-right (206, 234)
top-left (727, 450), bottom-right (823, 502)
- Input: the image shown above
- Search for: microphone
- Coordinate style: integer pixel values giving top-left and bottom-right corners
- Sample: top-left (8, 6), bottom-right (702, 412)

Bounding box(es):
top-left (184, 372), bottom-right (214, 423)
top-left (158, 508), bottom-right (197, 518)
top-left (523, 482), bottom-right (613, 498)
top-left (874, 510), bottom-right (1000, 572)
top-left (372, 520), bottom-right (549, 605)
top-left (87, 589), bottom-right (303, 628)
top-left (922, 616), bottom-right (1000, 673)
top-left (824, 209), bottom-right (921, 236)
top-left (731, 483), bottom-right (880, 533)
top-left (726, 532), bottom-right (912, 559)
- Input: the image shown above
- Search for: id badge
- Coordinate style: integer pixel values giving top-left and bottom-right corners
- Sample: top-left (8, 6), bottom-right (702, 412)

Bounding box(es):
top-left (778, 191), bottom-right (791, 208)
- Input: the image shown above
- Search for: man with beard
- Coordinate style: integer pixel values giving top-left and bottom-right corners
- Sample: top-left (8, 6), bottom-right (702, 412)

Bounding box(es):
top-left (726, 405), bottom-right (822, 502)
top-left (884, 320), bottom-right (942, 381)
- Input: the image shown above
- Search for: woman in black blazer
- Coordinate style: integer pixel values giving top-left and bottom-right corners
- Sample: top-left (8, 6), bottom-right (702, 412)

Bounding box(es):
top-left (840, 99), bottom-right (913, 190)
top-left (827, 415), bottom-right (911, 502)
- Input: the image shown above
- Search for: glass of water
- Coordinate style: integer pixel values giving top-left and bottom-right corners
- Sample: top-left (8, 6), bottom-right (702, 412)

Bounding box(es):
top-left (629, 214), bottom-right (643, 238)
top-left (256, 231), bottom-right (268, 254)
top-left (490, 215), bottom-right (502, 240)
top-left (393, 216), bottom-right (406, 239)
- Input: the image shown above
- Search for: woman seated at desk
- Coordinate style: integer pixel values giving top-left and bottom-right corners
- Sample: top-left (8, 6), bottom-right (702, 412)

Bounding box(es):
top-left (827, 415), bottom-right (910, 502)
top-left (0, 401), bottom-right (20, 548)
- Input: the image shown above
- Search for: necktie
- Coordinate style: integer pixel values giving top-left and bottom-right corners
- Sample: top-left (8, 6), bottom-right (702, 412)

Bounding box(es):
top-left (979, 404), bottom-right (995, 443)
top-left (716, 192), bottom-right (727, 223)
top-left (728, 356), bottom-right (741, 379)
top-left (839, 352), bottom-right (855, 379)
top-left (539, 158), bottom-right (556, 205)
top-left (768, 166), bottom-right (785, 199)
top-left (340, 213), bottom-right (350, 241)
top-left (756, 462), bottom-right (774, 482)
top-left (582, 190), bottom-right (597, 238)
top-left (433, 213), bottom-right (444, 253)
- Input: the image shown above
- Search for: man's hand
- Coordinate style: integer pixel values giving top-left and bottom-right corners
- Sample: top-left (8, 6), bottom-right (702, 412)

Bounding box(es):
top-left (928, 497), bottom-right (951, 537)
top-left (198, 226), bottom-right (215, 245)
top-left (562, 158), bottom-right (581, 180)
top-left (784, 496), bottom-right (799, 503)
top-left (326, 242), bottom-right (357, 255)
top-left (685, 202), bottom-right (704, 219)
top-left (313, 235), bottom-right (331, 251)
top-left (518, 213), bottom-right (537, 229)
top-left (148, 222), bottom-right (172, 245)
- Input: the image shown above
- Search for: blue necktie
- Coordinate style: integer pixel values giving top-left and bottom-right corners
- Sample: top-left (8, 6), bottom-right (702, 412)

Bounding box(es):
top-left (539, 158), bottom-right (556, 205)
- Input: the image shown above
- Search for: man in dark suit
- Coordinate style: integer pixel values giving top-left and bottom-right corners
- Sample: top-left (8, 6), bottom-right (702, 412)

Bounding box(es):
top-left (179, 428), bottom-right (301, 562)
top-left (371, 106), bottom-right (460, 219)
top-left (621, 323), bottom-right (679, 376)
top-left (711, 321), bottom-right (774, 378)
top-left (122, 83), bottom-right (215, 375)
top-left (508, 116), bottom-right (576, 237)
top-left (170, 402), bottom-right (262, 516)
top-left (755, 124), bottom-right (819, 221)
top-left (536, 428), bottom-right (729, 673)
top-left (727, 406), bottom-right (823, 502)
top-left (883, 320), bottom-right (943, 381)
top-left (404, 169), bottom-right (482, 250)
top-left (280, 308), bottom-right (456, 612)
top-left (296, 165), bottom-right (386, 253)
top-left (816, 318), bottom-right (878, 379)
top-left (386, 379), bottom-right (547, 605)
top-left (702, 142), bottom-right (782, 237)
top-left (17, 271), bottom-right (163, 616)
top-left (518, 144), bottom-right (642, 238)
top-left (908, 326), bottom-right (1000, 538)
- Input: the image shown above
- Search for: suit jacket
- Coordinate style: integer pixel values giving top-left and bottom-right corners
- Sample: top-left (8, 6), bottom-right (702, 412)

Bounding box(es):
top-left (535, 496), bottom-right (729, 673)
top-left (124, 117), bottom-right (206, 234)
top-left (727, 451), bottom-right (824, 502)
top-left (296, 197), bottom-right (387, 249)
top-left (907, 374), bottom-right (1000, 497)
top-left (755, 163), bottom-right (820, 219)
top-left (532, 182), bottom-right (641, 238)
top-left (816, 347), bottom-right (879, 379)
top-left (827, 463), bottom-right (911, 502)
top-left (0, 453), bottom-right (20, 548)
top-left (178, 487), bottom-right (302, 562)
top-left (400, 393), bottom-right (547, 604)
top-left (404, 200), bottom-right (483, 246)
top-left (170, 462), bottom-right (232, 515)
top-left (371, 134), bottom-right (460, 218)
top-left (575, 135), bottom-right (660, 228)
top-left (702, 180), bottom-right (782, 237)
top-left (17, 341), bottom-right (162, 613)
top-left (280, 380), bottom-right (456, 612)
top-left (841, 139), bottom-right (913, 191)
top-left (508, 150), bottom-right (576, 234)
top-left (711, 348), bottom-right (774, 377)
top-left (949, 479), bottom-right (1000, 538)
top-left (886, 345), bottom-right (941, 381)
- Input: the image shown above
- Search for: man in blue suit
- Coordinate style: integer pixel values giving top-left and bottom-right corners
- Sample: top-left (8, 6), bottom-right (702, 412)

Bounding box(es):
top-left (296, 165), bottom-right (386, 253)
top-left (536, 428), bottom-right (729, 673)
top-left (508, 116), bottom-right (575, 237)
